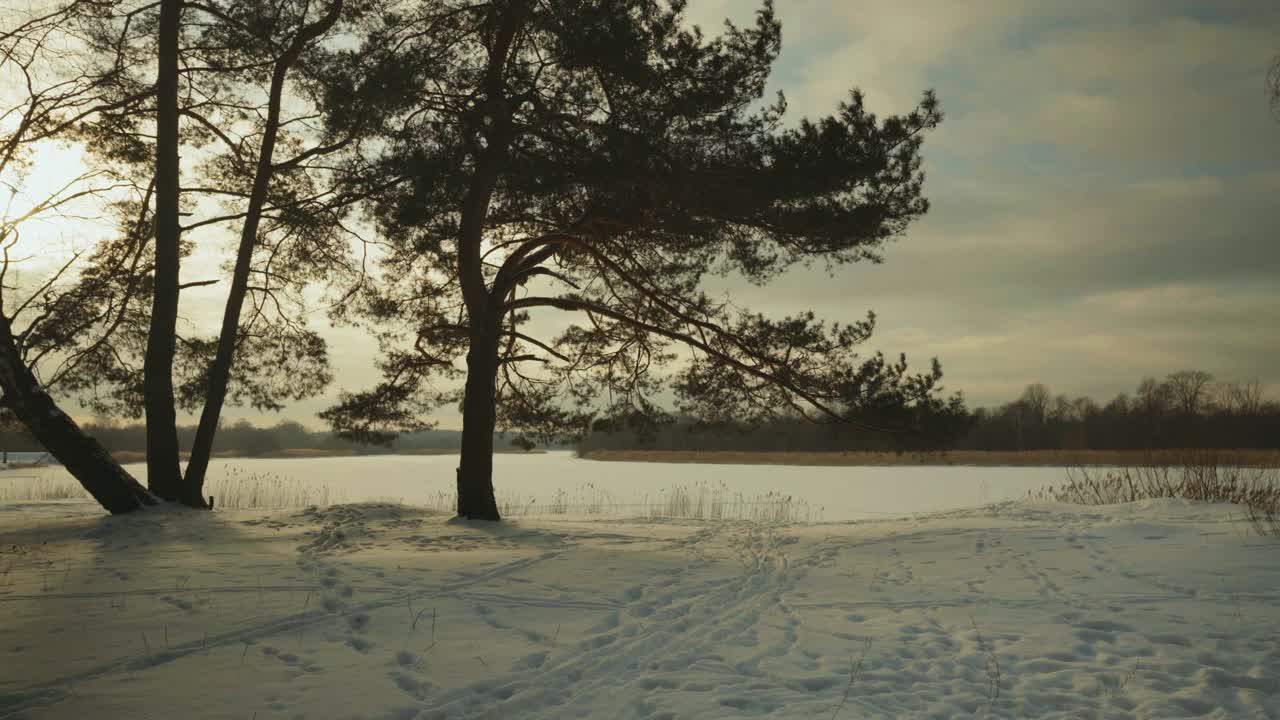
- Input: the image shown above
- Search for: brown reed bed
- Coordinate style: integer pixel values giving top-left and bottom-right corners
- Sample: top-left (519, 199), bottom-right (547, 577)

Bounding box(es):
top-left (578, 448), bottom-right (1280, 468)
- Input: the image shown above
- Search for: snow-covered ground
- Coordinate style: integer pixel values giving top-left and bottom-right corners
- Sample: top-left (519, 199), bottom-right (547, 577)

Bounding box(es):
top-left (1, 489), bottom-right (1277, 719)
top-left (103, 451), bottom-right (1071, 522)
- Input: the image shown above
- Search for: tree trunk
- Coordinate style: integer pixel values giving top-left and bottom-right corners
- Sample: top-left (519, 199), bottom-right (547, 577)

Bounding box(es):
top-left (183, 3), bottom-right (342, 498)
top-left (451, 1), bottom-right (522, 522)
top-left (0, 318), bottom-right (154, 514)
top-left (182, 80), bottom-right (285, 495)
top-left (457, 328), bottom-right (501, 521)
top-left (144, 0), bottom-right (189, 505)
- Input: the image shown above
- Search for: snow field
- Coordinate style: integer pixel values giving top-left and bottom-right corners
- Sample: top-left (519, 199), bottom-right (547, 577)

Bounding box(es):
top-left (3, 452), bottom-right (1071, 522)
top-left (1, 495), bottom-right (1277, 719)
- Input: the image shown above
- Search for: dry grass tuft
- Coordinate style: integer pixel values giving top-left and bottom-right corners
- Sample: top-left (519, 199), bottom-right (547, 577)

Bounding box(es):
top-left (416, 480), bottom-right (822, 523)
top-left (637, 481), bottom-right (822, 523)
top-left (209, 466), bottom-right (344, 509)
top-left (1031, 449), bottom-right (1280, 534)
top-left (0, 465), bottom-right (343, 510)
top-left (0, 474), bottom-right (85, 501)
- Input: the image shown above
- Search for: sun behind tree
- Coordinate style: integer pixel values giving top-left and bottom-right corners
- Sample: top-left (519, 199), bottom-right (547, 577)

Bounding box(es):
top-left (321, 0), bottom-right (947, 520)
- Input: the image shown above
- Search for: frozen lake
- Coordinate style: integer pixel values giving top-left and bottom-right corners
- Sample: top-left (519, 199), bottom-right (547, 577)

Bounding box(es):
top-left (109, 451), bottom-right (1069, 522)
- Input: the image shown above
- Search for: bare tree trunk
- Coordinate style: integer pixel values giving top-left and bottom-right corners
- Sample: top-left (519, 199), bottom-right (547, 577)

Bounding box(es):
top-left (450, 2), bottom-right (521, 522)
top-left (455, 176), bottom-right (502, 522)
top-left (0, 318), bottom-right (154, 514)
top-left (183, 1), bottom-right (343, 497)
top-left (457, 327), bottom-right (501, 521)
top-left (143, 0), bottom-right (190, 505)
top-left (182, 84), bottom-right (283, 495)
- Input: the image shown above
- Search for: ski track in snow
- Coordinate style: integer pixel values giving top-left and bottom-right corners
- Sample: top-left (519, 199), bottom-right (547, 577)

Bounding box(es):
top-left (0, 498), bottom-right (1278, 719)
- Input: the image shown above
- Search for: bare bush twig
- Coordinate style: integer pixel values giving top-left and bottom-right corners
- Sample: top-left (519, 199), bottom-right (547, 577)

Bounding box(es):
top-left (969, 617), bottom-right (1001, 713)
top-left (830, 637), bottom-right (872, 720)
top-left (1031, 450), bottom-right (1280, 536)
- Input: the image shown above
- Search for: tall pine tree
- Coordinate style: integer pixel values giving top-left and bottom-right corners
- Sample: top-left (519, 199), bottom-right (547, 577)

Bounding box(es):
top-left (322, 0), bottom-right (947, 520)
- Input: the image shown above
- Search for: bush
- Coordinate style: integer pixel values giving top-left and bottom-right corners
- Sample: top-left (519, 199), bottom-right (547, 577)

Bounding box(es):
top-left (1032, 449), bottom-right (1280, 535)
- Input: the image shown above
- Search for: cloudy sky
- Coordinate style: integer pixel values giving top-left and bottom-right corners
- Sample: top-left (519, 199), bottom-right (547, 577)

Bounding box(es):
top-left (12, 0), bottom-right (1280, 428)
top-left (673, 0), bottom-right (1280, 407)
top-left (210, 0), bottom-right (1280, 426)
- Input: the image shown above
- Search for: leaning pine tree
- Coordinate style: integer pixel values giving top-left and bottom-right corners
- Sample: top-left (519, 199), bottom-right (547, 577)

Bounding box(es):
top-left (0, 2), bottom-right (156, 513)
top-left (322, 0), bottom-right (947, 520)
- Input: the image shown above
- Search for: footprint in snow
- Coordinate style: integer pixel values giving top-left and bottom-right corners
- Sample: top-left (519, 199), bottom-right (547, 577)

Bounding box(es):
top-left (511, 650), bottom-right (547, 671)
top-left (394, 650), bottom-right (424, 672)
top-left (347, 636), bottom-right (375, 653)
top-left (719, 697), bottom-right (780, 714)
top-left (347, 612), bottom-right (370, 632)
top-left (390, 671), bottom-right (431, 700)
top-left (261, 645), bottom-right (322, 673)
top-left (637, 677), bottom-right (681, 690)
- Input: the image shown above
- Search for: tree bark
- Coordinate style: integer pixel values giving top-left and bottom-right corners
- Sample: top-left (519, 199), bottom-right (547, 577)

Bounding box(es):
top-left (457, 327), bottom-right (501, 520)
top-left (143, 0), bottom-right (189, 505)
top-left (0, 318), bottom-right (154, 514)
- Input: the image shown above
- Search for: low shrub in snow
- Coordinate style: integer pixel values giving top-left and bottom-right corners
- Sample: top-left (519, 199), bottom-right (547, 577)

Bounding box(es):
top-left (1033, 449), bottom-right (1280, 535)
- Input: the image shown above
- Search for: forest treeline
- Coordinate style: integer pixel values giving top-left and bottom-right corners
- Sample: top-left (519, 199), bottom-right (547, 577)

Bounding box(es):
top-left (0, 418), bottom-right (532, 457)
top-left (3, 371), bottom-right (1271, 458)
top-left (577, 371), bottom-right (1280, 453)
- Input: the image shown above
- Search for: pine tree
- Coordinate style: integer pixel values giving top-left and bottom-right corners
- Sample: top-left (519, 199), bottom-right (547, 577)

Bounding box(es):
top-left (74, 0), bottom-right (362, 505)
top-left (322, 0), bottom-right (947, 520)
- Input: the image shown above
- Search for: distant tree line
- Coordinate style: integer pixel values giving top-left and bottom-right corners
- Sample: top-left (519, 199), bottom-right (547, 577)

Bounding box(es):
top-left (578, 394), bottom-right (972, 454)
top-left (577, 371), bottom-right (1279, 453)
top-left (0, 416), bottom-right (534, 458)
top-left (959, 372), bottom-right (1277, 451)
